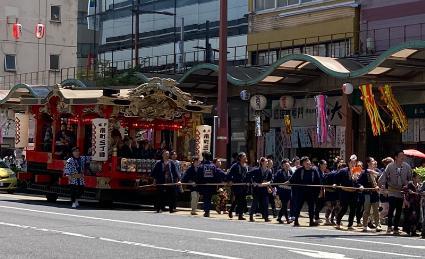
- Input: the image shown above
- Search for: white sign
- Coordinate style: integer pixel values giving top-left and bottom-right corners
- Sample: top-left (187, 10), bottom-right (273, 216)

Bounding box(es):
top-left (15, 113), bottom-right (29, 148)
top-left (92, 118), bottom-right (109, 161)
top-left (271, 96), bottom-right (343, 128)
top-left (195, 125), bottom-right (211, 160)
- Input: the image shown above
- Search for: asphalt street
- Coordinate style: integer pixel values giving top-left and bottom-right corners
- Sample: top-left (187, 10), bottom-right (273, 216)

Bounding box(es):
top-left (0, 193), bottom-right (424, 259)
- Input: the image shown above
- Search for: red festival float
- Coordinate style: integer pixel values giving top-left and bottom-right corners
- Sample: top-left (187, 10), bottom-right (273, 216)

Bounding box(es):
top-left (7, 78), bottom-right (211, 204)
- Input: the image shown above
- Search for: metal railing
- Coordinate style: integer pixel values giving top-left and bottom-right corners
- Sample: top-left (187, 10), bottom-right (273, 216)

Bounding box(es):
top-left (1, 22), bottom-right (425, 89)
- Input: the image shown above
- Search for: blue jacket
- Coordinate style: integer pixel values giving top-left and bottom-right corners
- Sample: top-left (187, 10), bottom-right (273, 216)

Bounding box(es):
top-left (197, 160), bottom-right (223, 193)
top-left (227, 162), bottom-right (248, 195)
top-left (273, 169), bottom-right (292, 197)
top-left (289, 167), bottom-right (321, 194)
top-left (150, 160), bottom-right (180, 184)
top-left (335, 167), bottom-right (360, 199)
top-left (323, 172), bottom-right (338, 201)
top-left (248, 167), bottom-right (272, 196)
top-left (181, 164), bottom-right (198, 191)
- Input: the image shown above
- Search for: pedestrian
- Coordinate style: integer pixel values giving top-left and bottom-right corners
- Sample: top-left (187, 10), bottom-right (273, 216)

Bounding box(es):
top-left (403, 172), bottom-right (421, 236)
top-left (249, 157), bottom-right (272, 222)
top-left (355, 161), bottom-right (365, 227)
top-left (322, 166), bottom-right (340, 225)
top-left (335, 154), bottom-right (361, 230)
top-left (274, 158), bottom-right (293, 224)
top-left (290, 156), bottom-right (301, 173)
top-left (314, 160), bottom-right (328, 223)
top-left (151, 150), bottom-right (181, 213)
top-left (63, 147), bottom-right (91, 208)
top-left (287, 156), bottom-right (321, 227)
top-left (379, 157), bottom-right (394, 221)
top-left (170, 151), bottom-right (182, 178)
top-left (197, 151), bottom-right (223, 217)
top-left (227, 152), bottom-right (249, 220)
top-left (266, 156), bottom-right (277, 218)
top-left (357, 157), bottom-right (382, 232)
top-left (215, 188), bottom-right (229, 214)
top-left (181, 156), bottom-right (201, 215)
top-left (378, 150), bottom-right (412, 235)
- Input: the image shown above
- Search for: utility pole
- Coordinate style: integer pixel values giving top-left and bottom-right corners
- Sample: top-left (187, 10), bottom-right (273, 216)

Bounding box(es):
top-left (134, 0), bottom-right (140, 67)
top-left (216, 0), bottom-right (228, 162)
top-left (205, 20), bottom-right (211, 63)
top-left (173, 0), bottom-right (177, 73)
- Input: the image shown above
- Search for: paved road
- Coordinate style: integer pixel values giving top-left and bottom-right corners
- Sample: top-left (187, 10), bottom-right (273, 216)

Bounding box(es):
top-left (0, 193), bottom-right (424, 259)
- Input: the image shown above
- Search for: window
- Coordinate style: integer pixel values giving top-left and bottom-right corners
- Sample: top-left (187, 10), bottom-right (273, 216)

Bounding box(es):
top-left (50, 55), bottom-right (60, 70)
top-left (4, 55), bottom-right (16, 71)
top-left (255, 0), bottom-right (275, 11)
top-left (51, 5), bottom-right (61, 22)
top-left (257, 0), bottom-right (319, 11)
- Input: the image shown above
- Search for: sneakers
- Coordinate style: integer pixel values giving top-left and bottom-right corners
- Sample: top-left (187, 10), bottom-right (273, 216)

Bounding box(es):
top-left (71, 202), bottom-right (77, 208)
top-left (75, 200), bottom-right (79, 207)
top-left (191, 211), bottom-right (198, 215)
top-left (335, 225), bottom-right (342, 230)
top-left (376, 226), bottom-right (382, 232)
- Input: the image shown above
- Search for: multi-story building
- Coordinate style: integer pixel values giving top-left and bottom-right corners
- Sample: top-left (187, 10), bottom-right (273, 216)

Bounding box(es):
top-left (97, 0), bottom-right (248, 70)
top-left (248, 0), bottom-right (359, 65)
top-left (0, 0), bottom-right (96, 89)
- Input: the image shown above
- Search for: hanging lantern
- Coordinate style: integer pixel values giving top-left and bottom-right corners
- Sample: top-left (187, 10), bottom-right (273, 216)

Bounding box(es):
top-left (240, 90), bottom-right (250, 101)
top-left (279, 96), bottom-right (295, 109)
top-left (35, 23), bottom-right (45, 39)
top-left (250, 95), bottom-right (267, 111)
top-left (342, 83), bottom-right (354, 95)
top-left (12, 23), bottom-right (22, 40)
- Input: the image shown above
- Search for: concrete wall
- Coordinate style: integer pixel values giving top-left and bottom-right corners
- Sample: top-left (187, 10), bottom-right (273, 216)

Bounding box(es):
top-left (0, 0), bottom-right (78, 88)
top-left (359, 0), bottom-right (425, 53)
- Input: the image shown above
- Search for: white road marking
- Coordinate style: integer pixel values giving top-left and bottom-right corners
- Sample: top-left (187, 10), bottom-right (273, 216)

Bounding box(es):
top-left (336, 237), bottom-right (425, 249)
top-left (0, 221), bottom-right (242, 259)
top-left (210, 238), bottom-right (351, 259)
top-left (0, 205), bottom-right (423, 258)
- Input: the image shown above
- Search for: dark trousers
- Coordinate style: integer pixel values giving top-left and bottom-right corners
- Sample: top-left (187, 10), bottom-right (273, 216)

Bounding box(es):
top-left (232, 193), bottom-right (247, 216)
top-left (268, 193), bottom-right (277, 215)
top-left (201, 189), bottom-right (215, 213)
top-left (155, 186), bottom-right (176, 212)
top-left (388, 196), bottom-right (403, 230)
top-left (336, 194), bottom-right (357, 227)
top-left (314, 197), bottom-right (325, 220)
top-left (294, 191), bottom-right (315, 222)
top-left (70, 185), bottom-right (84, 203)
top-left (250, 192), bottom-right (269, 219)
top-left (356, 194), bottom-right (365, 224)
top-left (278, 191), bottom-right (291, 221)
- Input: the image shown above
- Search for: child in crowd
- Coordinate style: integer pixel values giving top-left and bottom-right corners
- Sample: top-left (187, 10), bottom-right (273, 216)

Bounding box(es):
top-left (215, 188), bottom-right (228, 214)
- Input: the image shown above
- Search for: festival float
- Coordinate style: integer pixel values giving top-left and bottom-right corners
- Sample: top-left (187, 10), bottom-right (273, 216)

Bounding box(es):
top-left (1, 78), bottom-right (211, 204)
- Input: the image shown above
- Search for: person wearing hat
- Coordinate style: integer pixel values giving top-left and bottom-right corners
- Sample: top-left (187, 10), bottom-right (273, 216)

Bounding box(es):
top-left (63, 147), bottom-right (91, 208)
top-left (334, 154), bottom-right (361, 230)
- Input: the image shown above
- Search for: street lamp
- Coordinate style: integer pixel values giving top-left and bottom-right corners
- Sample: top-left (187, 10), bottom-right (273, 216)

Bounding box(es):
top-left (132, 0), bottom-right (176, 68)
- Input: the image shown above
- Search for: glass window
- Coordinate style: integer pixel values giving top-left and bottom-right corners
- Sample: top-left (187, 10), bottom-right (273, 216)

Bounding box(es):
top-left (4, 55), bottom-right (16, 71)
top-left (51, 5), bottom-right (61, 22)
top-left (255, 0), bottom-right (275, 11)
top-left (50, 55), bottom-right (60, 70)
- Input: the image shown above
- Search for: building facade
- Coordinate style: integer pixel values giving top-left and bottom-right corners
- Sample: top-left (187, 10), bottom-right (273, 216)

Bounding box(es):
top-left (98, 0), bottom-right (248, 69)
top-left (0, 0), bottom-right (78, 88)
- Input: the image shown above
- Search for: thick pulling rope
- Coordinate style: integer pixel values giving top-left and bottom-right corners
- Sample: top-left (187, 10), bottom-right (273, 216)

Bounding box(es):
top-left (139, 182), bottom-right (418, 194)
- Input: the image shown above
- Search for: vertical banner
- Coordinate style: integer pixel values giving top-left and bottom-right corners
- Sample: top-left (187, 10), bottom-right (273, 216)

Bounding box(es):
top-left (15, 113), bottom-right (29, 148)
top-left (336, 126), bottom-right (346, 159)
top-left (420, 119), bottom-right (425, 142)
top-left (255, 115), bottom-right (262, 137)
top-left (291, 128), bottom-right (299, 148)
top-left (265, 129), bottom-right (275, 157)
top-left (195, 125), bottom-right (212, 160)
top-left (257, 136), bottom-right (265, 158)
top-left (413, 119), bottom-right (420, 142)
top-left (92, 118), bottom-right (109, 161)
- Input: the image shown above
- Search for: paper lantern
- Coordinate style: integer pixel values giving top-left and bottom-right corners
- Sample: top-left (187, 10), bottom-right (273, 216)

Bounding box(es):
top-left (342, 83), bottom-right (354, 95)
top-left (279, 96), bottom-right (295, 109)
top-left (15, 113), bottom-right (29, 148)
top-left (240, 90), bottom-right (250, 101)
top-left (35, 23), bottom-right (45, 39)
top-left (12, 23), bottom-right (22, 40)
top-left (250, 95), bottom-right (267, 111)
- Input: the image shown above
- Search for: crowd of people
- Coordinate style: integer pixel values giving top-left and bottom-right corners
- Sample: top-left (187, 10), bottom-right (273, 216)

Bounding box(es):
top-left (150, 149), bottom-right (425, 238)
